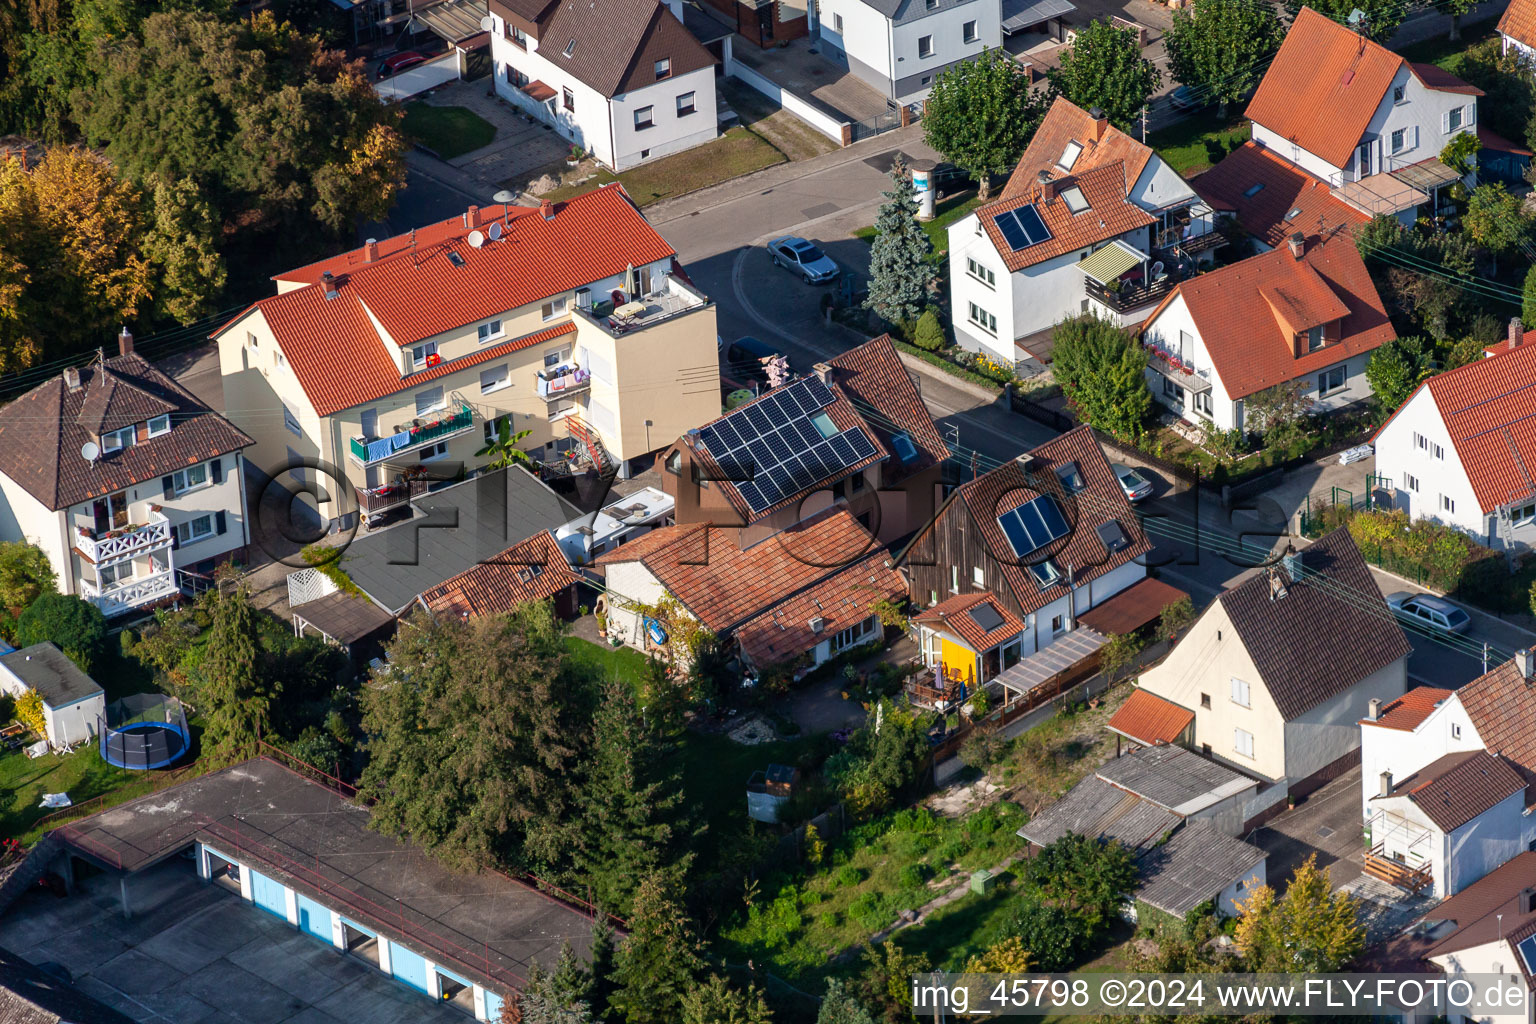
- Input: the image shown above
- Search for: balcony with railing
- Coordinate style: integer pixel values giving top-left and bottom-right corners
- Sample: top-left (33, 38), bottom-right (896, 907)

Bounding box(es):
top-left (1154, 201), bottom-right (1223, 257)
top-left (355, 476), bottom-right (429, 525)
top-left (1144, 343), bottom-right (1214, 393)
top-left (81, 562), bottom-right (179, 617)
top-left (1085, 275), bottom-right (1177, 315)
top-left (536, 363), bottom-right (591, 400)
top-left (572, 273), bottom-right (709, 338)
top-left (348, 400), bottom-right (474, 466)
top-left (1363, 811), bottom-right (1436, 894)
top-left (74, 510), bottom-right (172, 566)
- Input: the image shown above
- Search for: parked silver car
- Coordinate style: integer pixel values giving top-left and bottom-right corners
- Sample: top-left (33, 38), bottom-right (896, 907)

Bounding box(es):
top-left (768, 236), bottom-right (839, 284)
top-left (1110, 463), bottom-right (1154, 502)
top-left (1385, 592), bottom-right (1472, 634)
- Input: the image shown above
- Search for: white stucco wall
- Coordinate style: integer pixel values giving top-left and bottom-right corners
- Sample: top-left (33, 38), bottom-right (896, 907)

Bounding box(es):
top-left (599, 560), bottom-right (673, 651)
top-left (1443, 789), bottom-right (1529, 896)
top-left (1359, 698), bottom-right (1481, 820)
top-left (888, 1), bottom-right (1000, 100)
top-left (1282, 657), bottom-right (1407, 787)
top-left (817, 0), bottom-right (896, 90)
top-left (0, 473), bottom-right (74, 592)
top-left (607, 66), bottom-right (719, 170)
top-left (1430, 940), bottom-right (1535, 1024)
top-left (1376, 385), bottom-right (1490, 540)
top-left (1217, 860), bottom-right (1266, 918)
top-left (1128, 155), bottom-right (1201, 215)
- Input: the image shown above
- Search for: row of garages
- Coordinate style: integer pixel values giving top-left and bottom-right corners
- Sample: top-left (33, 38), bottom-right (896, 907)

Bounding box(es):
top-left (196, 843), bottom-right (509, 1021)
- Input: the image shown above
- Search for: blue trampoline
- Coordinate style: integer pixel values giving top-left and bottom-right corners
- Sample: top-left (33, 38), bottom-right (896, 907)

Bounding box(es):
top-left (99, 695), bottom-right (189, 770)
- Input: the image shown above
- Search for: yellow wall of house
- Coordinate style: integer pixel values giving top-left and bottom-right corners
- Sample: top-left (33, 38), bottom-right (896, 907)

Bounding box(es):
top-left (216, 307), bottom-right (328, 487)
top-left (940, 637), bottom-right (978, 687)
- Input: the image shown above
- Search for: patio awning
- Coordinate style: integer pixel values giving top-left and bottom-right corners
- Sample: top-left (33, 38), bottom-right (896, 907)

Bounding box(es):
top-left (1389, 158), bottom-right (1462, 193)
top-left (1002, 0), bottom-right (1076, 33)
top-left (1076, 577), bottom-right (1190, 635)
top-left (1332, 173), bottom-right (1428, 218)
top-left (523, 80), bottom-right (557, 102)
top-left (409, 0), bottom-right (489, 45)
top-left (994, 626), bottom-right (1108, 699)
top-left (1077, 240), bottom-right (1147, 284)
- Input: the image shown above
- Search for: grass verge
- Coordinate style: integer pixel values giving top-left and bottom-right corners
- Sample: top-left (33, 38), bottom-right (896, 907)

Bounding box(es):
top-left (539, 127), bottom-right (787, 206)
top-left (1147, 117), bottom-right (1251, 178)
top-left (0, 743), bottom-right (207, 845)
top-left (562, 636), bottom-right (653, 696)
top-left (852, 191), bottom-right (984, 265)
top-left (402, 103), bottom-right (498, 160)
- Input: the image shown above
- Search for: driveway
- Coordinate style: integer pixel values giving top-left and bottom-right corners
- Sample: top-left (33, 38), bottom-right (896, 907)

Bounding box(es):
top-left (1249, 765), bottom-right (1366, 891)
top-left (730, 37), bottom-right (895, 124)
top-left (414, 80), bottom-right (570, 195)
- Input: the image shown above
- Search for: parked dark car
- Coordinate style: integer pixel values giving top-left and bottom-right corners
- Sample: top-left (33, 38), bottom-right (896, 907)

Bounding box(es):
top-left (721, 335), bottom-right (790, 389)
top-left (377, 51), bottom-right (428, 79)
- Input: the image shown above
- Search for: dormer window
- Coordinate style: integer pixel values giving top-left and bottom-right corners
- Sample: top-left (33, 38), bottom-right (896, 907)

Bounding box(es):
top-left (1307, 325), bottom-right (1325, 351)
top-left (102, 426), bottom-right (136, 452)
top-left (411, 341), bottom-right (438, 369)
top-left (654, 58), bottom-right (671, 79)
top-left (147, 415), bottom-right (171, 437)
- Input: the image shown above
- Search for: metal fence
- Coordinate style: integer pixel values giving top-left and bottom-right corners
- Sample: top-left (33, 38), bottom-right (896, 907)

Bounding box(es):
top-left (847, 106), bottom-right (903, 143)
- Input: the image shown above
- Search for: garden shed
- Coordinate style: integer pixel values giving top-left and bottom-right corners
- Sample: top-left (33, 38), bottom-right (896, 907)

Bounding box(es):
top-left (0, 643), bottom-right (104, 749)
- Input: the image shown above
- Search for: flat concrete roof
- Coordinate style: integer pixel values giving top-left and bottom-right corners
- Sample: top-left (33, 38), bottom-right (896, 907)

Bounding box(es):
top-left (51, 758), bottom-right (597, 995)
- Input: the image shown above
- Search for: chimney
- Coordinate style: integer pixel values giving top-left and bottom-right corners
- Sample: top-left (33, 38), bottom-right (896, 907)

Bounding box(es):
top-left (465, 205), bottom-right (481, 229)
top-left (540, 199), bottom-right (555, 221)
top-left (364, 238), bottom-right (380, 263)
top-left (1367, 697), bottom-right (1381, 721)
top-left (1036, 170), bottom-right (1057, 204)
top-left (117, 326), bottom-right (133, 357)
top-left (1509, 317), bottom-right (1524, 352)
top-left (1088, 105), bottom-right (1108, 134)
top-left (1287, 232), bottom-right (1305, 260)
top-left (321, 270), bottom-right (339, 301)
top-left (1380, 770), bottom-right (1393, 797)
top-left (63, 366), bottom-right (81, 391)
top-left (812, 361), bottom-right (835, 384)
top-left (1517, 647), bottom-right (1534, 682)
top-left (1268, 566), bottom-right (1288, 601)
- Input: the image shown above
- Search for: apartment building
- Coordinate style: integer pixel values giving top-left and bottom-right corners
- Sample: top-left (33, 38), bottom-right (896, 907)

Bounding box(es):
top-left (213, 188), bottom-right (720, 526)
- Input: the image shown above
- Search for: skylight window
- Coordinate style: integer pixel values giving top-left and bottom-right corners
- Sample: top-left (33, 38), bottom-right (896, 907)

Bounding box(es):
top-left (1285, 206), bottom-right (1303, 220)
top-left (1060, 186), bottom-right (1089, 214)
top-left (446, 250), bottom-right (466, 267)
top-left (810, 410), bottom-right (837, 439)
top-left (891, 431), bottom-right (919, 463)
top-left (1243, 183), bottom-right (1265, 198)
top-left (1055, 461), bottom-right (1085, 494)
top-left (563, 38), bottom-right (577, 56)
top-left (1028, 559), bottom-right (1062, 589)
top-left (1057, 141), bottom-right (1082, 171)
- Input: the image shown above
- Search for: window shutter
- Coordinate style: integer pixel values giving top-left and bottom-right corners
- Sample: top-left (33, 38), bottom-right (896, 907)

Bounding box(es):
top-left (215, 511), bottom-right (227, 536)
top-left (1467, 102), bottom-right (1476, 126)
top-left (170, 525), bottom-right (180, 550)
top-left (211, 459), bottom-right (223, 484)
top-left (1441, 110), bottom-right (1450, 133)
top-left (162, 475), bottom-right (175, 499)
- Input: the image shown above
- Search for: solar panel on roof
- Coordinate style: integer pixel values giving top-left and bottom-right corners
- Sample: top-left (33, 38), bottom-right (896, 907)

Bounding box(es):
top-left (995, 205), bottom-right (1051, 252)
top-left (970, 601), bottom-right (1005, 632)
top-left (996, 495), bottom-right (1070, 558)
top-left (993, 210), bottom-right (1028, 250)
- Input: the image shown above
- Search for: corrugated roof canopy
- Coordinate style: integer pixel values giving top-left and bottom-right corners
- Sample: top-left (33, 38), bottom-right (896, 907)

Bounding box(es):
top-left (1002, 0), bottom-right (1075, 32)
top-left (410, 0), bottom-right (490, 44)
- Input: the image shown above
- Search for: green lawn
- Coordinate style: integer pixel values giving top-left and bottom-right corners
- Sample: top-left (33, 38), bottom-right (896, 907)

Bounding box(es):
top-left (1146, 117), bottom-right (1251, 178)
top-left (1394, 16), bottom-right (1502, 73)
top-left (402, 103), bottom-right (498, 160)
top-left (539, 127), bottom-right (787, 206)
top-left (562, 636), bottom-right (653, 694)
top-left (0, 742), bottom-right (202, 845)
top-left (853, 191), bottom-right (984, 264)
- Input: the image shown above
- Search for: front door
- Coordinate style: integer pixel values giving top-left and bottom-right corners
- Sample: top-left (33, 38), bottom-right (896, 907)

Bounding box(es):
top-left (1356, 142), bottom-right (1373, 180)
top-left (359, 407), bottom-right (378, 441)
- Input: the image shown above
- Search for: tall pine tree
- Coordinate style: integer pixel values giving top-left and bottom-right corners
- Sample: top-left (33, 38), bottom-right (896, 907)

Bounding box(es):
top-left (607, 872), bottom-right (703, 1024)
top-left (864, 160), bottom-right (932, 328)
top-left (201, 587), bottom-right (275, 762)
top-left (573, 679), bottom-right (699, 913)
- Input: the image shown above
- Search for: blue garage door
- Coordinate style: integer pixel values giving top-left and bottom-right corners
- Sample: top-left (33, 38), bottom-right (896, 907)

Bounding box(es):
top-left (248, 868), bottom-right (289, 920)
top-left (296, 893), bottom-right (332, 943)
top-left (484, 991), bottom-right (504, 1020)
top-left (389, 941), bottom-right (430, 994)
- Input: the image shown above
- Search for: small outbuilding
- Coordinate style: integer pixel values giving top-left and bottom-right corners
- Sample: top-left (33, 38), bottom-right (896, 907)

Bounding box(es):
top-left (0, 643), bottom-right (104, 749)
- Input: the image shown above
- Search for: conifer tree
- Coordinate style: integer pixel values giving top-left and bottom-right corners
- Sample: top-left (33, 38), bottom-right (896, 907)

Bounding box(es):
top-left (865, 161), bottom-right (932, 328)
top-left (202, 587), bottom-right (275, 762)
top-left (608, 872), bottom-right (703, 1024)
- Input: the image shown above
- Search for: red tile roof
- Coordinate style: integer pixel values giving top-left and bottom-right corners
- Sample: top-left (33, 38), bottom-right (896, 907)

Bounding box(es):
top-left (0, 354), bottom-right (252, 510)
top-left (1416, 341), bottom-right (1536, 513)
top-left (915, 591), bottom-right (1027, 651)
top-left (1377, 749), bottom-right (1526, 832)
top-left (1500, 0), bottom-right (1536, 50)
top-left (906, 426), bottom-right (1152, 618)
top-left (1245, 8), bottom-right (1477, 169)
top-left (1409, 62), bottom-right (1483, 95)
top-left (978, 162), bottom-right (1156, 273)
top-left (218, 187), bottom-right (675, 416)
top-left (1457, 657), bottom-right (1536, 769)
top-left (1361, 686), bottom-right (1453, 731)
top-left (999, 96), bottom-right (1155, 203)
top-left (827, 335), bottom-right (950, 484)
top-left (1144, 231), bottom-right (1394, 400)
top-left (1191, 143), bottom-right (1368, 249)
top-left (1107, 688), bottom-right (1195, 747)
top-left (735, 552), bottom-right (905, 668)
top-left (419, 531), bottom-right (583, 618)
top-left (596, 508), bottom-right (884, 634)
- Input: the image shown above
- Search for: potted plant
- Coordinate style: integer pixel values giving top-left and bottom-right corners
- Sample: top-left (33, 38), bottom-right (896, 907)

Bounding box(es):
top-left (566, 145), bottom-right (583, 168)
top-left (595, 609), bottom-right (608, 637)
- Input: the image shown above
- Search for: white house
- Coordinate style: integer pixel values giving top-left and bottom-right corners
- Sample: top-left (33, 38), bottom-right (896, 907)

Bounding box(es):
top-left (1500, 0), bottom-right (1536, 62)
top-left (814, 0), bottom-right (1001, 103)
top-left (1135, 531), bottom-right (1412, 807)
top-left (1139, 231), bottom-right (1395, 433)
top-left (0, 643), bottom-right (105, 749)
top-left (1245, 7), bottom-right (1481, 219)
top-left (0, 333), bottom-right (253, 618)
top-left (1358, 653), bottom-right (1536, 898)
top-left (488, 0), bottom-right (717, 171)
top-left (1374, 323), bottom-right (1536, 551)
top-left (948, 97), bottom-right (1220, 366)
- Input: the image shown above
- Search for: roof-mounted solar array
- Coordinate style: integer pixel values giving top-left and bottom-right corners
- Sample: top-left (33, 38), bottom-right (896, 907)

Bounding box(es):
top-left (996, 494), bottom-right (1070, 558)
top-left (993, 205), bottom-right (1052, 252)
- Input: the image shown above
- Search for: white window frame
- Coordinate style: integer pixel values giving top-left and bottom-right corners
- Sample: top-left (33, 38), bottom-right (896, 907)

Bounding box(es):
top-left (1404, 472), bottom-right (1419, 493)
top-left (1192, 390), bottom-right (1213, 418)
top-left (966, 257), bottom-right (995, 288)
top-left (654, 58), bottom-right (671, 79)
top-left (1230, 677), bottom-right (1251, 708)
top-left (99, 560), bottom-right (134, 588)
top-left (962, 19), bottom-right (977, 42)
top-left (967, 302), bottom-right (997, 335)
top-left (173, 463), bottom-right (210, 496)
top-left (971, 566), bottom-right (984, 585)
top-left (418, 441), bottom-right (450, 462)
top-left (246, 331), bottom-right (259, 349)
top-left (1390, 127), bottom-right (1407, 155)
top-left (283, 402), bottom-right (302, 437)
top-left (411, 341), bottom-right (438, 369)
top-left (1318, 364), bottom-right (1346, 395)
top-left (483, 414), bottom-right (511, 443)
top-left (917, 35), bottom-right (934, 58)
top-left (543, 347), bottom-right (569, 367)
top-left (1234, 727), bottom-right (1255, 759)
top-left (1512, 501), bottom-right (1536, 525)
top-left (476, 319), bottom-right (504, 343)
top-left (175, 514), bottom-right (214, 545)
top-left (1050, 614), bottom-right (1065, 634)
top-left (1441, 494), bottom-right (1455, 513)
top-left (542, 297), bottom-right (568, 321)
top-left (102, 426), bottom-right (136, 452)
top-left (480, 363), bottom-right (510, 394)
top-left (634, 106), bottom-right (654, 130)
top-left (1307, 325), bottom-right (1325, 351)
top-left (415, 386), bottom-right (446, 416)
top-left (833, 12), bottom-right (843, 31)
top-left (950, 565), bottom-right (959, 593)
top-left (146, 414), bottom-right (171, 437)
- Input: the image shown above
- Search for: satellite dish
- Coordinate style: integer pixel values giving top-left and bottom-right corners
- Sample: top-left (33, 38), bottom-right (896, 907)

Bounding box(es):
top-left (493, 189), bottom-right (518, 203)
top-left (80, 441), bottom-right (99, 463)
top-left (488, 221), bottom-right (503, 241)
top-left (467, 230), bottom-right (486, 248)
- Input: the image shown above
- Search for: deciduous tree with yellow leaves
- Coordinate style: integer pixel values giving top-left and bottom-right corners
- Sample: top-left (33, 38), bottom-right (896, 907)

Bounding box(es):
top-left (1234, 854), bottom-right (1363, 972)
